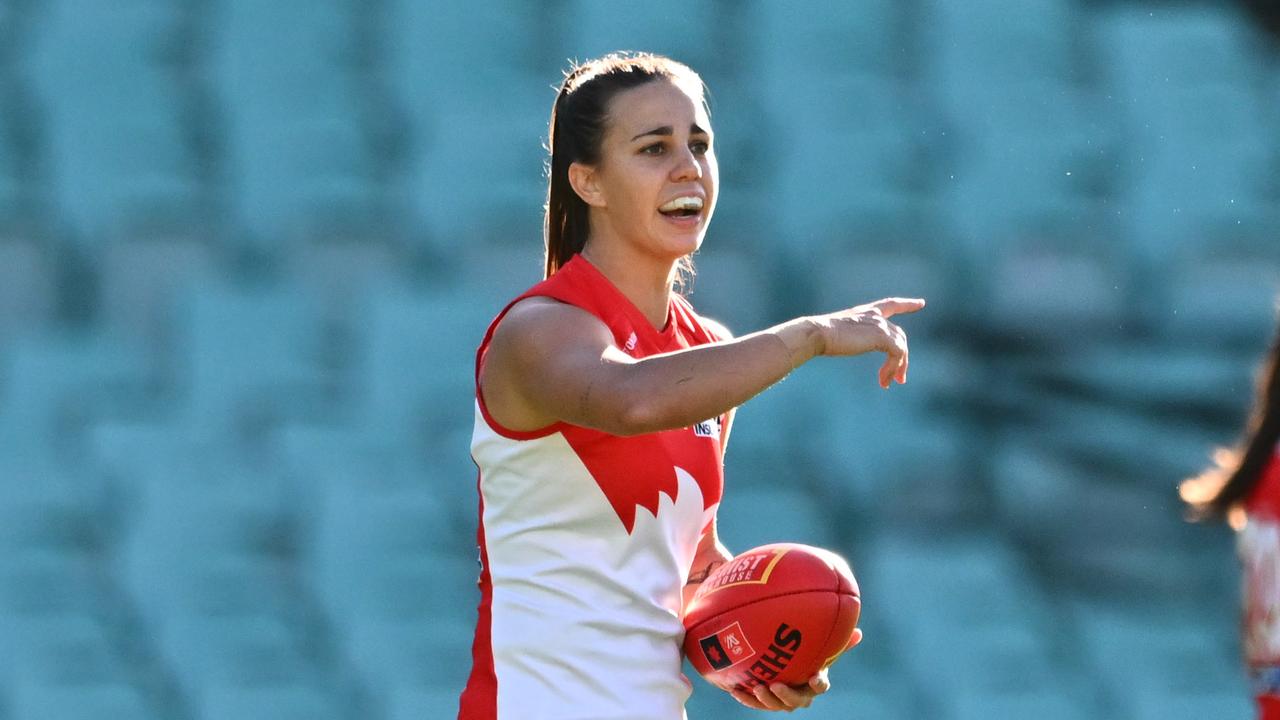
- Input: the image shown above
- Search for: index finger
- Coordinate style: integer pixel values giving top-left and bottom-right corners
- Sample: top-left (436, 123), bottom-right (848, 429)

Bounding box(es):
top-left (873, 297), bottom-right (926, 317)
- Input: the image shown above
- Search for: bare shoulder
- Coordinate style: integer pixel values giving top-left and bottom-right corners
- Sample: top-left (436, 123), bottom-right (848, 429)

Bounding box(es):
top-left (481, 295), bottom-right (621, 430)
top-left (488, 296), bottom-right (614, 366)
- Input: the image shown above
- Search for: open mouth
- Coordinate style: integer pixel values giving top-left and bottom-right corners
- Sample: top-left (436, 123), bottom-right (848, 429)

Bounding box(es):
top-left (658, 195), bottom-right (705, 222)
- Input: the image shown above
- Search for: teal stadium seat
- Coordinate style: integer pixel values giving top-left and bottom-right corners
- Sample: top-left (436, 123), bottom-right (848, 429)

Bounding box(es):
top-left (1033, 397), bottom-right (1230, 485)
top-left (386, 0), bottom-right (551, 252)
top-left (386, 0), bottom-right (554, 105)
top-left (783, 357), bottom-right (971, 523)
top-left (1094, 6), bottom-right (1274, 331)
top-left (1010, 342), bottom-right (1258, 419)
top-left (933, 80), bottom-right (1126, 343)
top-left (716, 485), bottom-right (841, 552)
top-left (1122, 86), bottom-right (1271, 249)
top-left (343, 613), bottom-right (475, 692)
top-left (749, 0), bottom-right (907, 79)
top-left (561, 0), bottom-right (727, 79)
top-left (385, 684), bottom-right (466, 720)
top-left (306, 479), bottom-right (468, 619)
top-left (755, 74), bottom-right (927, 265)
top-left (0, 612), bottom-right (128, 684)
top-left (863, 533), bottom-right (1062, 690)
top-left (950, 688), bottom-right (1084, 720)
top-left (1094, 5), bottom-right (1262, 100)
top-left (0, 0), bottom-right (19, 64)
top-left (989, 438), bottom-right (1102, 542)
top-left (1131, 690), bottom-right (1253, 720)
top-left (7, 680), bottom-right (157, 720)
top-left (1075, 604), bottom-right (1245, 716)
top-left (720, 371), bottom-right (824, 492)
top-left (817, 665), bottom-right (920, 720)
top-left (361, 284), bottom-right (496, 442)
top-left (194, 683), bottom-right (344, 720)
top-left (684, 243), bottom-right (780, 334)
top-left (0, 233), bottom-right (58, 340)
top-left (278, 423), bottom-right (474, 512)
top-left (922, 0), bottom-right (1082, 87)
top-left (212, 0), bottom-right (384, 245)
top-left (177, 280), bottom-right (331, 435)
top-left (0, 335), bottom-right (148, 467)
top-left (156, 614), bottom-right (318, 691)
top-left (0, 550), bottom-right (113, 618)
top-left (26, 0), bottom-right (199, 238)
top-left (0, 468), bottom-right (100, 555)
top-left (0, 81), bottom-right (23, 207)
top-left (1160, 243), bottom-right (1280, 348)
top-left (98, 233), bottom-right (217, 347)
top-left (225, 107), bottom-right (382, 246)
top-left (806, 232), bottom-right (958, 337)
top-left (987, 434), bottom-right (1213, 599)
top-left (215, 0), bottom-right (355, 95)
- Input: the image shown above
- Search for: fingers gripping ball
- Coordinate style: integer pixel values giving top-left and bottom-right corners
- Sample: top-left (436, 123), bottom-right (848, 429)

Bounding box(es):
top-left (683, 543), bottom-right (861, 693)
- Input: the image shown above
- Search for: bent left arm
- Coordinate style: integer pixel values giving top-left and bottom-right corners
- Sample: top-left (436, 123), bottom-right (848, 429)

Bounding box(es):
top-left (683, 515), bottom-right (733, 614)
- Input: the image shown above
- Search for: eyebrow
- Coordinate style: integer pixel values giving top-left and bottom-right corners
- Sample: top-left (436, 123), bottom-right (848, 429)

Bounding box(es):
top-left (630, 123), bottom-right (710, 142)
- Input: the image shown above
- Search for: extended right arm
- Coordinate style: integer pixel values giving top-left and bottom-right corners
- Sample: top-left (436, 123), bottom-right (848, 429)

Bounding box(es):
top-left (478, 296), bottom-right (924, 437)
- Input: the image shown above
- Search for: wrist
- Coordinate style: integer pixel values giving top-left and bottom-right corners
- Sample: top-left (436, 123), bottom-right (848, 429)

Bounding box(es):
top-left (775, 317), bottom-right (824, 367)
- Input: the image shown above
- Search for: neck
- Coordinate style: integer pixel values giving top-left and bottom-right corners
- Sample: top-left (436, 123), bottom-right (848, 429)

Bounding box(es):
top-left (580, 241), bottom-right (677, 331)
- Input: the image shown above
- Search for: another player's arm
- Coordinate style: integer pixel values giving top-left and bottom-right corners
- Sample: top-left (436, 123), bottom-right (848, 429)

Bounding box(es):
top-left (481, 296), bottom-right (923, 437)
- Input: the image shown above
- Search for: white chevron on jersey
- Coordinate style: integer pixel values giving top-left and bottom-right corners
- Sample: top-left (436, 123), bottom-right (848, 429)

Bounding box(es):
top-left (472, 402), bottom-right (718, 719)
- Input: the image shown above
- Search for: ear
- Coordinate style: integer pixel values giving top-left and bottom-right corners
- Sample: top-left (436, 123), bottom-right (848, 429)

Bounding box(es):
top-left (567, 161), bottom-right (606, 208)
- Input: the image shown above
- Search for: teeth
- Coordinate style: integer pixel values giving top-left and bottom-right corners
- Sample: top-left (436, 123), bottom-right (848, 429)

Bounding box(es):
top-left (659, 196), bottom-right (704, 213)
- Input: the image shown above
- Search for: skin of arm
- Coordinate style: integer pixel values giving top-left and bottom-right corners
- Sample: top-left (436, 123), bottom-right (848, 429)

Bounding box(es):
top-left (481, 294), bottom-right (921, 438)
top-left (480, 297), bottom-right (822, 437)
top-left (682, 514), bottom-right (734, 614)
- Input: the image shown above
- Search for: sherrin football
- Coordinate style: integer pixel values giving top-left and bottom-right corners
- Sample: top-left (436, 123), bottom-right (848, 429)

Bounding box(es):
top-left (682, 543), bottom-right (861, 693)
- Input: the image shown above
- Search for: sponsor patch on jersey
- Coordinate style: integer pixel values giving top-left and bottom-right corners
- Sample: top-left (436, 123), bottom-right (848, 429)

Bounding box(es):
top-left (623, 331), bottom-right (638, 352)
top-left (692, 416), bottom-right (722, 440)
top-left (699, 621), bottom-right (754, 671)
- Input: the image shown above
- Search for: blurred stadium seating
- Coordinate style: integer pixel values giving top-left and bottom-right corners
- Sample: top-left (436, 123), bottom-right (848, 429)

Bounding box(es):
top-left (0, 0), bottom-right (1276, 718)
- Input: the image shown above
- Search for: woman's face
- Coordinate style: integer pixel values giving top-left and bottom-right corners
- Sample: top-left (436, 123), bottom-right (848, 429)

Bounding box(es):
top-left (577, 78), bottom-right (719, 263)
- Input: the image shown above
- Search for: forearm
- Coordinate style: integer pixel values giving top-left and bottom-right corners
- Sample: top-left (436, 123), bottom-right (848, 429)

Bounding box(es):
top-left (609, 318), bottom-right (823, 435)
top-left (683, 541), bottom-right (734, 612)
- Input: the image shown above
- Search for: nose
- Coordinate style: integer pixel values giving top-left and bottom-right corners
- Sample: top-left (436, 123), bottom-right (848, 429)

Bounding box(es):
top-left (670, 146), bottom-right (702, 183)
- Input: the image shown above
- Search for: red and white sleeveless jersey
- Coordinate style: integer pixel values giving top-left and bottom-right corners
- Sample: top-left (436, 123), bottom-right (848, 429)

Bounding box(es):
top-left (458, 255), bottom-right (727, 720)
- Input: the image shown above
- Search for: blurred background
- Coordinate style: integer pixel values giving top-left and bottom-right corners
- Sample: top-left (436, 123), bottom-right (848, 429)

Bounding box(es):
top-left (0, 0), bottom-right (1278, 718)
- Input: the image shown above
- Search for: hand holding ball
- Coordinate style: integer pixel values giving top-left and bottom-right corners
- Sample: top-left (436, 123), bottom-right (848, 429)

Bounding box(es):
top-left (683, 543), bottom-right (861, 694)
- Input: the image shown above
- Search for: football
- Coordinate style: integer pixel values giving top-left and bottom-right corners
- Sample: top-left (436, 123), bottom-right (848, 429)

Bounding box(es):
top-left (683, 543), bottom-right (861, 693)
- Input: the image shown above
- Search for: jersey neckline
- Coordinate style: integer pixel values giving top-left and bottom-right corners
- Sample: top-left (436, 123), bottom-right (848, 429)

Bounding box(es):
top-left (568, 254), bottom-right (679, 341)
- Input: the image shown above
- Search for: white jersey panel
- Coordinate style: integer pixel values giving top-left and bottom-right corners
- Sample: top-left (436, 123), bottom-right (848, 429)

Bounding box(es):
top-left (472, 403), bottom-right (717, 720)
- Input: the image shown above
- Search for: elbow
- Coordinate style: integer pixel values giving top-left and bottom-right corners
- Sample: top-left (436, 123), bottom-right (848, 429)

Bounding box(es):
top-left (612, 395), bottom-right (671, 437)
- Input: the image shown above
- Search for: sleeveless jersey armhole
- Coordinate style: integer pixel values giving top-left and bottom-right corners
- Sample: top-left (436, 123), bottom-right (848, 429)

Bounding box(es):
top-left (474, 297), bottom-right (571, 441)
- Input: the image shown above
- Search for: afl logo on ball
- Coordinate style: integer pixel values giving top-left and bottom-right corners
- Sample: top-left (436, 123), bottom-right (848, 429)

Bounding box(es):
top-left (698, 621), bottom-right (754, 671)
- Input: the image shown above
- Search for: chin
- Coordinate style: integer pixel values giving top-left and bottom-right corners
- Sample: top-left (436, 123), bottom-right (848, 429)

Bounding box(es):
top-left (668, 230), bottom-right (708, 257)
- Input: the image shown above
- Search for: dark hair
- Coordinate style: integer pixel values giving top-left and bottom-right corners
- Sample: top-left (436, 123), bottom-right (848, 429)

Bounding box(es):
top-left (544, 52), bottom-right (707, 279)
top-left (1182, 312), bottom-right (1280, 521)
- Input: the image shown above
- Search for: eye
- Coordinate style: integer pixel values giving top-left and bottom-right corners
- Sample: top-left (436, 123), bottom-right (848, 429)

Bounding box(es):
top-left (641, 142), bottom-right (665, 156)
top-left (690, 140), bottom-right (710, 155)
